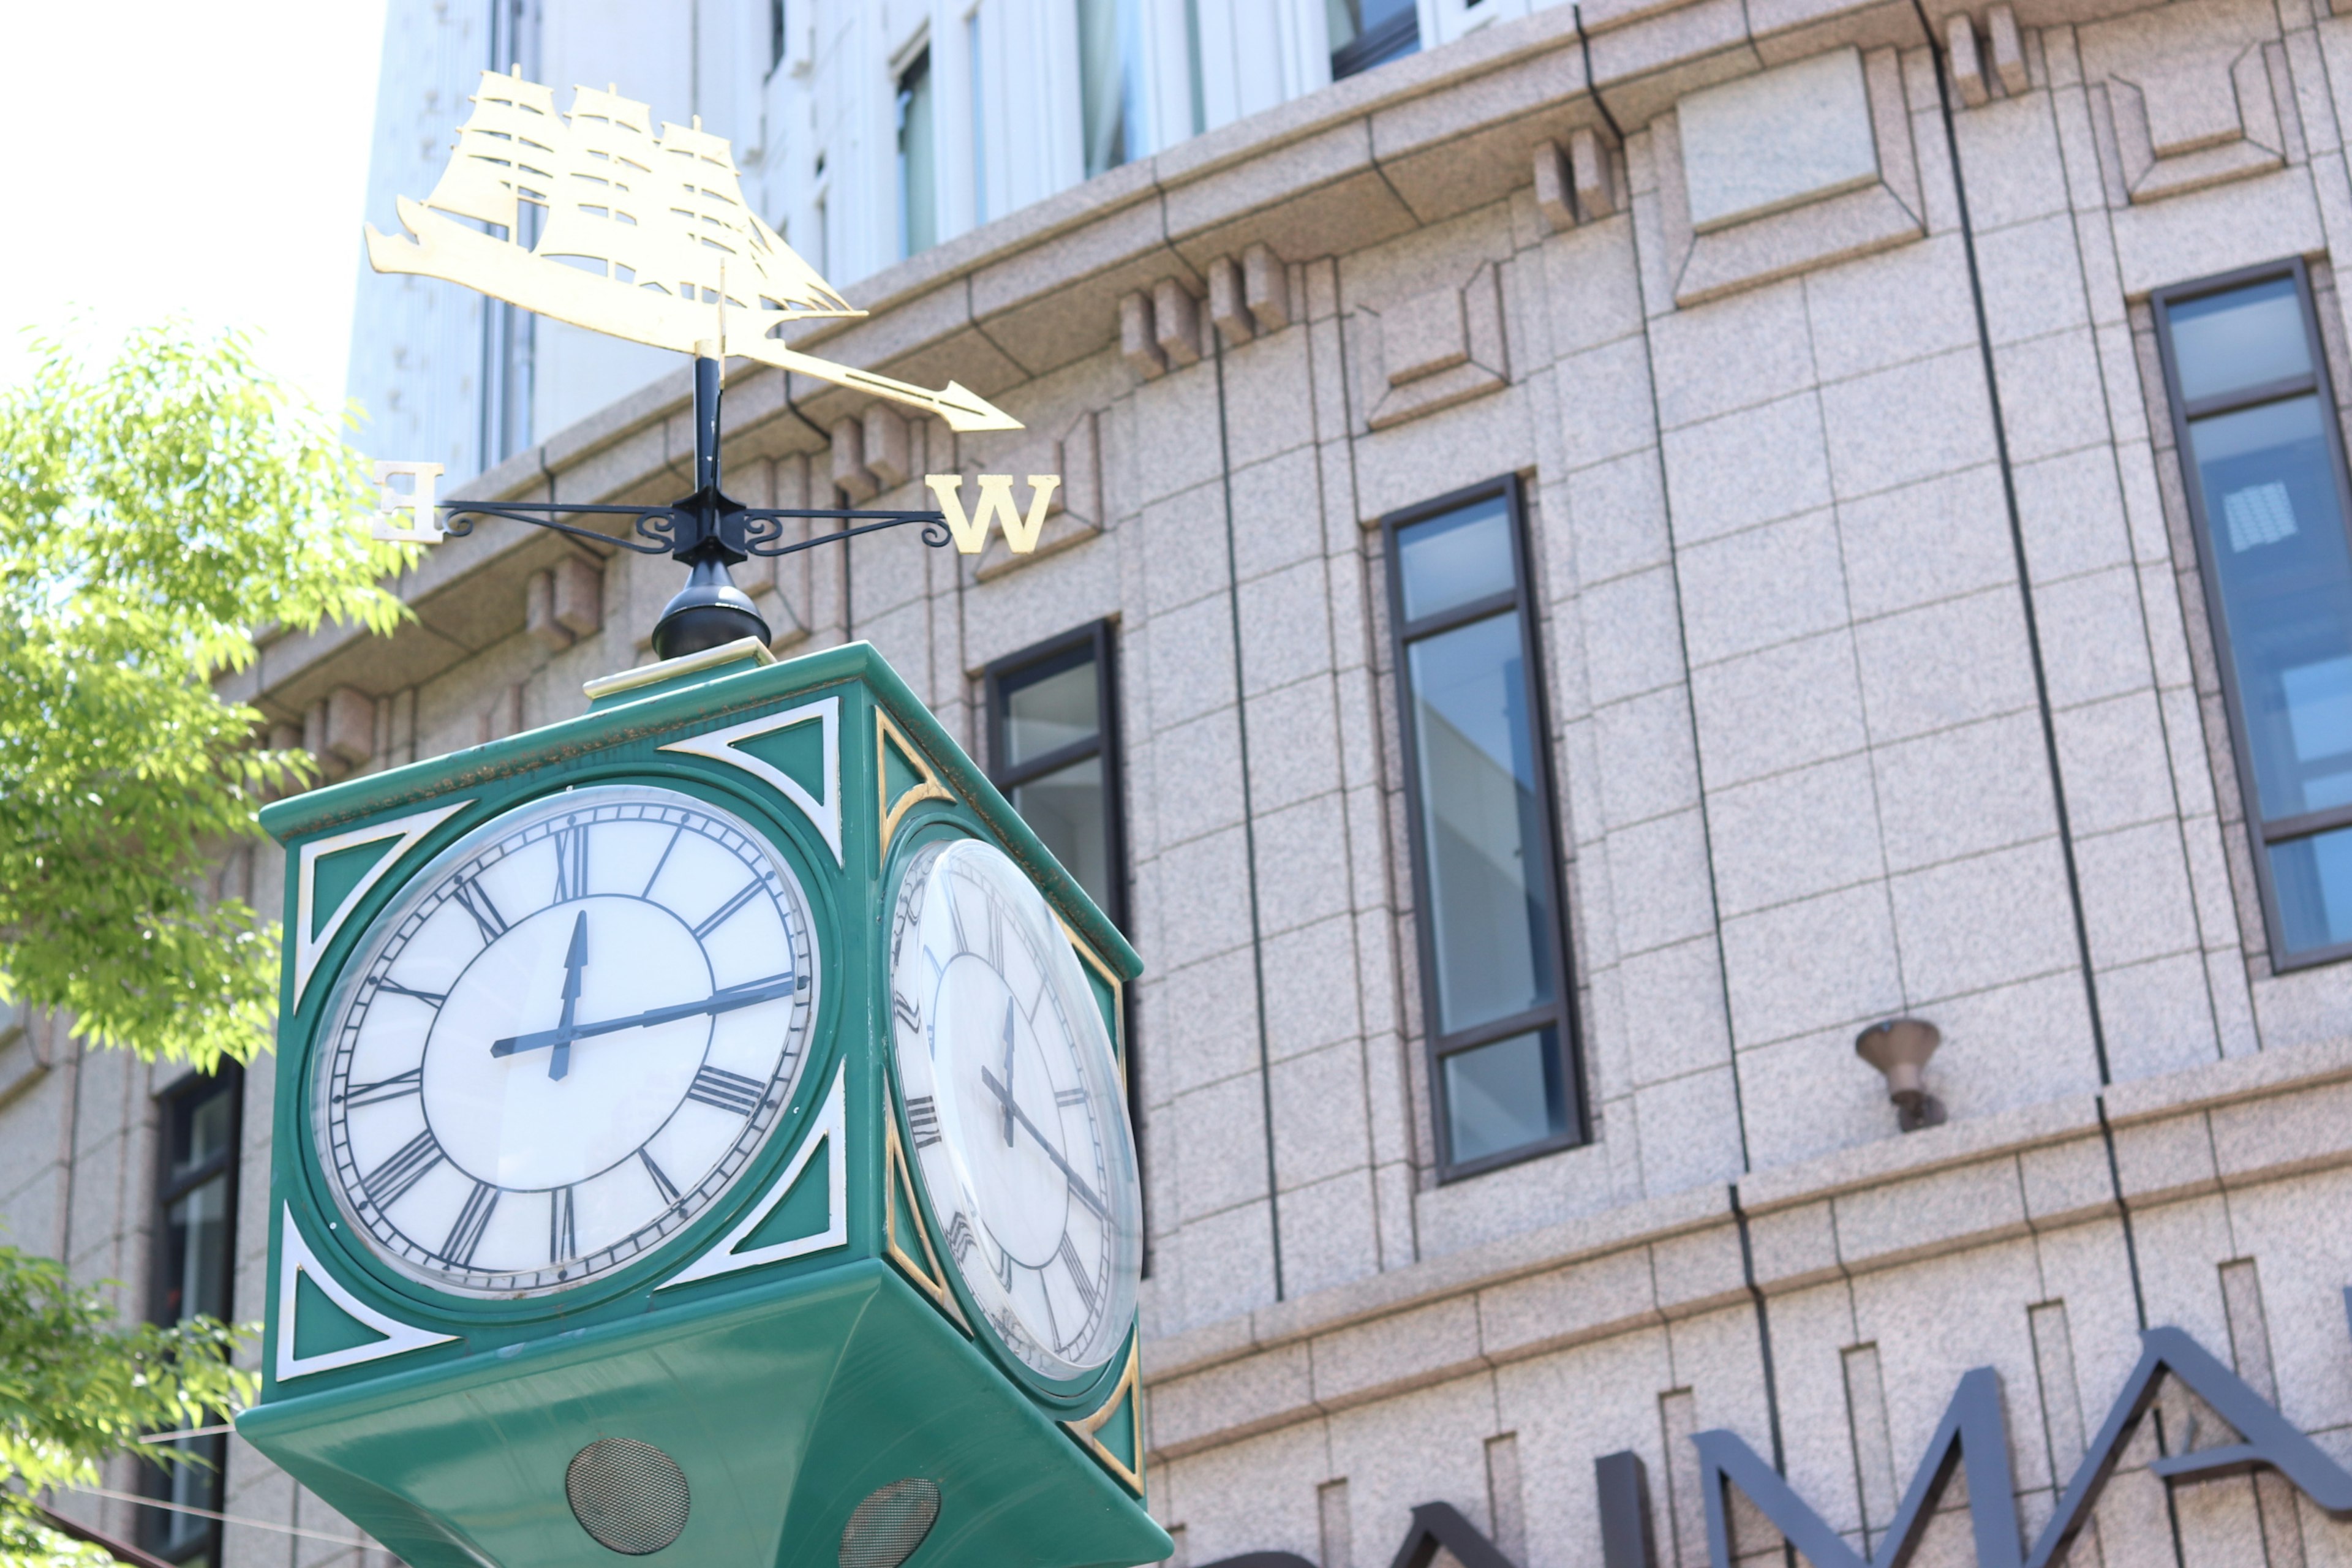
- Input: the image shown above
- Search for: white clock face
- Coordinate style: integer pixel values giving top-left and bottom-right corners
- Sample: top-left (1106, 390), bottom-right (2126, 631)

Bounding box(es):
top-left (886, 838), bottom-right (1140, 1381)
top-left (312, 784), bottom-right (821, 1297)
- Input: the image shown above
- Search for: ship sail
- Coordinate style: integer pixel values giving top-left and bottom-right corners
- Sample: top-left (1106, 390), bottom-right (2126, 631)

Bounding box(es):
top-left (366, 68), bottom-right (1024, 430)
top-left (423, 72), bottom-right (562, 235)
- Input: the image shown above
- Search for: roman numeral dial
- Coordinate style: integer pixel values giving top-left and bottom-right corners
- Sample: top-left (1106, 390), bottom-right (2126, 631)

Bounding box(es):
top-left (885, 838), bottom-right (1142, 1383)
top-left (314, 785), bottom-right (823, 1298)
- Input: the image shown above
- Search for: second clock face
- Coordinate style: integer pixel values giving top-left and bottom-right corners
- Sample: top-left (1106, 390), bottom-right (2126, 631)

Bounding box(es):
top-left (312, 784), bottom-right (821, 1297)
top-left (886, 837), bottom-right (1141, 1382)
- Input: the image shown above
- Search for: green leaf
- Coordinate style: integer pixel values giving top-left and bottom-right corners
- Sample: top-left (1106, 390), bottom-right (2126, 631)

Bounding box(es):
top-left (0, 320), bottom-right (412, 1068)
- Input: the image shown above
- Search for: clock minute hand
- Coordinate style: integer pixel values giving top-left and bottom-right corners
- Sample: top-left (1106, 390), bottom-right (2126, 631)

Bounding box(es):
top-left (978, 1065), bottom-right (1108, 1218)
top-left (491, 974), bottom-right (797, 1060)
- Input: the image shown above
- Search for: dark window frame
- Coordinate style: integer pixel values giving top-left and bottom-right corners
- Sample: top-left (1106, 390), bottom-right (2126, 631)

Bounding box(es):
top-left (1330, 4), bottom-right (1420, 80)
top-left (143, 1066), bottom-right (244, 1567)
top-left (1381, 473), bottom-right (1588, 1182)
top-left (983, 619), bottom-right (1130, 935)
top-left (2152, 256), bottom-right (2352, 972)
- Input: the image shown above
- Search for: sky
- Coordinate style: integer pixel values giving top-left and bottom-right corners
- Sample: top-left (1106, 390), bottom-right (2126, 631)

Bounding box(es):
top-left (0, 0), bottom-right (390, 410)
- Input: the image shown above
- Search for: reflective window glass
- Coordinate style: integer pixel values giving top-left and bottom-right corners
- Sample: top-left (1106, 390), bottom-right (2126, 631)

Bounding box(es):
top-left (1012, 756), bottom-right (1110, 914)
top-left (2172, 277), bottom-right (2311, 404)
top-left (1408, 612), bottom-right (1556, 1036)
top-left (2188, 395), bottom-right (2352, 822)
top-left (2274, 821), bottom-right (2352, 952)
top-left (1396, 494), bottom-right (1514, 624)
top-left (1004, 660), bottom-right (1099, 767)
top-left (1442, 1029), bottom-right (1566, 1166)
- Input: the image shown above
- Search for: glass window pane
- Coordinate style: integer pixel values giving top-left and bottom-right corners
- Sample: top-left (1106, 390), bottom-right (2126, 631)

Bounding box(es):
top-left (896, 50), bottom-right (935, 257)
top-left (1011, 756), bottom-right (1111, 914)
top-left (1396, 494), bottom-right (1514, 623)
top-left (1442, 1029), bottom-right (1565, 1164)
top-left (2187, 395), bottom-right (2352, 822)
top-left (1407, 611), bottom-right (1556, 1035)
top-left (1003, 657), bottom-right (1099, 767)
top-left (175, 1085), bottom-right (234, 1180)
top-left (2274, 824), bottom-right (2352, 954)
top-left (1079, 0), bottom-right (1147, 177)
top-left (164, 1176), bottom-right (232, 1323)
top-left (2172, 277), bottom-right (2311, 404)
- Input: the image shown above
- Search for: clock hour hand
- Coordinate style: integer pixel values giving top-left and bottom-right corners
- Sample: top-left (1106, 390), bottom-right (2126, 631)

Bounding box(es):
top-left (978, 1065), bottom-right (1107, 1218)
top-left (549, 911), bottom-right (588, 1082)
top-left (491, 973), bottom-right (797, 1060)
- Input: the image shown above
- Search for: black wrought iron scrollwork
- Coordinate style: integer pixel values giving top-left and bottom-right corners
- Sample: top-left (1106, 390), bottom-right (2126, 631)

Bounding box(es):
top-left (423, 501), bottom-right (950, 560)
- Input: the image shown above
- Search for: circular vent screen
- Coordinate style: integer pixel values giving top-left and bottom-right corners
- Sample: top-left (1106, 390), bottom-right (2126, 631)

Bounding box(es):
top-left (567, 1438), bottom-right (692, 1555)
top-left (838, 1477), bottom-right (941, 1568)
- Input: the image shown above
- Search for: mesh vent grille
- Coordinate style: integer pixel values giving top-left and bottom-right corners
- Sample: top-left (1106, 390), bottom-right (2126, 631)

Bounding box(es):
top-left (566, 1438), bottom-right (692, 1555)
top-left (838, 1477), bottom-right (941, 1568)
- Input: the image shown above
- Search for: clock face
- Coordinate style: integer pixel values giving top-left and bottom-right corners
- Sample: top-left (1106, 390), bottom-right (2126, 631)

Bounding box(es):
top-left (312, 784), bottom-right (821, 1297)
top-left (885, 838), bottom-right (1140, 1381)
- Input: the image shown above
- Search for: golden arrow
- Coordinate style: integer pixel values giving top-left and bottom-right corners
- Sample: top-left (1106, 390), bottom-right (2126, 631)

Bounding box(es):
top-left (723, 333), bottom-right (1022, 433)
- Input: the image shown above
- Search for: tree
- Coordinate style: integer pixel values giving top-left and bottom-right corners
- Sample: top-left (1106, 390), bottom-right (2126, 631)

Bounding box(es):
top-left (0, 322), bottom-right (410, 1071)
top-left (0, 1249), bottom-right (254, 1565)
top-left (0, 323), bottom-right (410, 1561)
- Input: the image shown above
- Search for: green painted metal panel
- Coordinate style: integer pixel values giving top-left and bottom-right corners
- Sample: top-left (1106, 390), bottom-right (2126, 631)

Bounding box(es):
top-left (241, 642), bottom-right (1163, 1567)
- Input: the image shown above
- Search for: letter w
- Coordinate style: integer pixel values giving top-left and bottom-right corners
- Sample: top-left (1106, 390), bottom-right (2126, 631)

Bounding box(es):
top-left (1694, 1367), bottom-right (2020, 1568)
top-left (922, 473), bottom-right (1060, 554)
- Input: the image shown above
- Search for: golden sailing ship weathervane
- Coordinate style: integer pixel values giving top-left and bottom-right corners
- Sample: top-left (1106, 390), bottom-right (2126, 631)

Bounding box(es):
top-left (369, 67), bottom-right (1058, 660)
top-left (369, 67), bottom-right (1018, 431)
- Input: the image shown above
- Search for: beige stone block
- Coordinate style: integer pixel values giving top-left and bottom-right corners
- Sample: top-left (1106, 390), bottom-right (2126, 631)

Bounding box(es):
top-left (2109, 1109), bottom-right (2218, 1203)
top-left (1155, 278), bottom-right (1203, 369)
top-left (1951, 12), bottom-right (1992, 107)
top-left (1120, 289), bottom-right (1166, 379)
top-left (1309, 1295), bottom-right (1486, 1410)
top-left (861, 404), bottom-right (910, 490)
top-left (1534, 138), bottom-right (1577, 235)
top-left (1833, 1158), bottom-right (2029, 1269)
top-left (320, 685), bottom-right (375, 766)
top-left (2021, 1133), bottom-right (2116, 1227)
top-left (1477, 1245), bottom-right (1662, 1361)
top-left (1148, 1342), bottom-right (1316, 1457)
top-left (1363, 264), bottom-right (1509, 431)
top-left (1243, 243), bottom-right (1291, 333)
top-left (1573, 126), bottom-right (1620, 219)
top-left (2208, 1077), bottom-right (2352, 1183)
top-left (1989, 4), bottom-right (2028, 92)
top-left (1206, 254), bottom-right (1251, 346)
top-left (1650, 1220), bottom-right (1749, 1315)
top-left (524, 568), bottom-right (572, 652)
top-left (827, 416), bottom-right (875, 502)
top-left (1744, 1199), bottom-right (1843, 1289)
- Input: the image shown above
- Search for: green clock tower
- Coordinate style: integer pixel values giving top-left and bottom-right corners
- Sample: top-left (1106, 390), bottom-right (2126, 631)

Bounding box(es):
top-left (236, 637), bottom-right (1165, 1568)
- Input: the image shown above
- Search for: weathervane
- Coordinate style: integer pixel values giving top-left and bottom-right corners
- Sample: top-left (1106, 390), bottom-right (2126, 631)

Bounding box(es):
top-left (367, 67), bottom-right (1060, 660)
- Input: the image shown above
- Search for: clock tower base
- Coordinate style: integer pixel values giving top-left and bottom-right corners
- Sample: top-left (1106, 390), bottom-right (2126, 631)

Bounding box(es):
top-left (236, 1259), bottom-right (1169, 1568)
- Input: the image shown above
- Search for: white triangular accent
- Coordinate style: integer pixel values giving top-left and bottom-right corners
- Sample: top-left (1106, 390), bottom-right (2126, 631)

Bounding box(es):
top-left (660, 1062), bottom-right (848, 1287)
top-left (275, 1205), bottom-right (458, 1380)
top-left (293, 802), bottom-right (471, 1008)
top-left (659, 695), bottom-right (841, 864)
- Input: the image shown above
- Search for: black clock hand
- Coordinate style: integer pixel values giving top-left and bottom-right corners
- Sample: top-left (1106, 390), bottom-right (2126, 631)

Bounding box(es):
top-left (548, 911), bottom-right (589, 1082)
top-left (491, 973), bottom-right (797, 1060)
top-left (998, 998), bottom-right (1017, 1148)
top-left (978, 1065), bottom-right (1107, 1218)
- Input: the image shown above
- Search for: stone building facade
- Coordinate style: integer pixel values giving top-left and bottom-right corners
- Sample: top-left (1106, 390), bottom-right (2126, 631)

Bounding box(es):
top-left (10, 0), bottom-right (2352, 1562)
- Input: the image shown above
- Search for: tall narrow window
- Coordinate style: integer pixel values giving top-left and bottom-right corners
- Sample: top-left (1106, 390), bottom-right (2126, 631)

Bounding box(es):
top-left (1385, 478), bottom-right (1580, 1178)
top-left (968, 9), bottom-right (989, 224)
top-left (143, 1068), bottom-right (242, 1568)
top-left (986, 623), bottom-right (1128, 932)
top-left (1328, 0), bottom-right (1419, 79)
top-left (1077, 0), bottom-right (1148, 179)
top-left (2157, 260), bottom-right (2352, 966)
top-left (897, 48), bottom-right (937, 258)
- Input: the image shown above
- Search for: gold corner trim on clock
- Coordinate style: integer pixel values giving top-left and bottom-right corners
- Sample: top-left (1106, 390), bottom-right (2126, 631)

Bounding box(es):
top-left (875, 707), bottom-right (954, 867)
top-left (881, 1084), bottom-right (969, 1333)
top-left (1057, 916), bottom-right (1126, 1087)
top-left (1064, 1336), bottom-right (1144, 1495)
